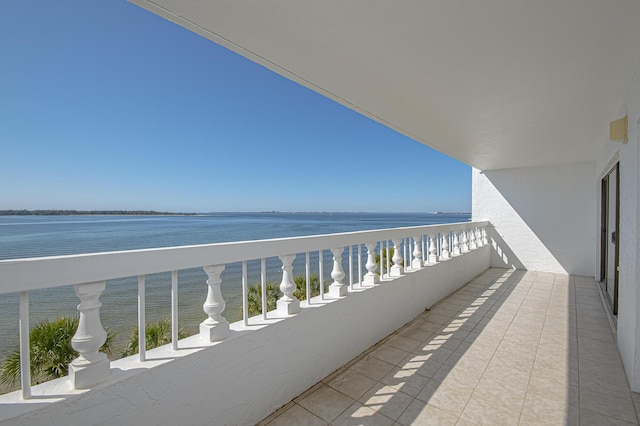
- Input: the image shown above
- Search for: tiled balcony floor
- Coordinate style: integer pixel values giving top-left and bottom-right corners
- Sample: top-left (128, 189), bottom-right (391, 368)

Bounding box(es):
top-left (259, 268), bottom-right (639, 425)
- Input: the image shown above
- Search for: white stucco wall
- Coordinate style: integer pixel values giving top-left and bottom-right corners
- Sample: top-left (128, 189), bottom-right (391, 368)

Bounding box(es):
top-left (472, 163), bottom-right (595, 276)
top-left (1, 247), bottom-right (490, 425)
top-left (595, 74), bottom-right (640, 391)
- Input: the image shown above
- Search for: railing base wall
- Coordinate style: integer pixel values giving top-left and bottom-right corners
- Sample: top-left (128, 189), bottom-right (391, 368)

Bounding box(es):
top-left (0, 245), bottom-right (490, 426)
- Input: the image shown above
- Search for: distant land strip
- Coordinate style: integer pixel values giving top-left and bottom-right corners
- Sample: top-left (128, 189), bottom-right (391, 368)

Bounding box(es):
top-left (0, 210), bottom-right (197, 216)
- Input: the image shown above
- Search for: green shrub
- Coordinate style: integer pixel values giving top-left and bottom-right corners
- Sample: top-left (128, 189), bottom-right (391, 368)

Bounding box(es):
top-left (376, 247), bottom-right (403, 273)
top-left (243, 274), bottom-right (324, 316)
top-left (122, 317), bottom-right (186, 357)
top-left (0, 316), bottom-right (113, 386)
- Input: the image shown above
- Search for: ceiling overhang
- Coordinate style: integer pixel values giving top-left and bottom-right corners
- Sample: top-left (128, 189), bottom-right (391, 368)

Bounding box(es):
top-left (130, 0), bottom-right (640, 170)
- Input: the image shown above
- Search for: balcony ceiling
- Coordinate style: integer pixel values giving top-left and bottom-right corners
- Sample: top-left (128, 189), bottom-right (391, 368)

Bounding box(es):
top-left (131, 1), bottom-right (640, 170)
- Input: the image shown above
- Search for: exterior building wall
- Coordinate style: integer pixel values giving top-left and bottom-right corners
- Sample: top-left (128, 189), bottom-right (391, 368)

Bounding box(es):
top-left (472, 163), bottom-right (595, 276)
top-left (595, 74), bottom-right (640, 391)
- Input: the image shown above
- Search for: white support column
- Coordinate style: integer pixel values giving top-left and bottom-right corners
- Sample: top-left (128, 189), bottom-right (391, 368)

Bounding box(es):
top-left (277, 254), bottom-right (301, 315)
top-left (390, 239), bottom-right (404, 277)
top-left (69, 281), bottom-right (110, 390)
top-left (440, 232), bottom-right (451, 260)
top-left (462, 230), bottom-right (470, 253)
top-left (428, 234), bottom-right (438, 264)
top-left (412, 235), bottom-right (424, 269)
top-left (200, 264), bottom-right (229, 342)
top-left (329, 247), bottom-right (348, 298)
top-left (363, 242), bottom-right (380, 285)
top-left (452, 231), bottom-right (461, 256)
top-left (470, 227), bottom-right (477, 249)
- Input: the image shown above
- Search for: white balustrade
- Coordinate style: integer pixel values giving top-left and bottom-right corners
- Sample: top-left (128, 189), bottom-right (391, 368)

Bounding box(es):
top-left (428, 235), bottom-right (438, 264)
top-left (462, 230), bottom-right (469, 253)
top-left (440, 233), bottom-right (451, 260)
top-left (363, 242), bottom-right (380, 285)
top-left (69, 281), bottom-right (110, 389)
top-left (277, 254), bottom-right (301, 315)
top-left (412, 235), bottom-right (424, 269)
top-left (329, 247), bottom-right (347, 298)
top-left (453, 232), bottom-right (461, 256)
top-left (1, 219), bottom-right (490, 399)
top-left (200, 265), bottom-right (229, 342)
top-left (470, 228), bottom-right (477, 249)
top-left (390, 239), bottom-right (404, 277)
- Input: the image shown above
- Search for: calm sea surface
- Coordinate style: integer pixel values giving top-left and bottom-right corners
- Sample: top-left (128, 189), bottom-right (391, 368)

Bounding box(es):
top-left (0, 212), bottom-right (469, 360)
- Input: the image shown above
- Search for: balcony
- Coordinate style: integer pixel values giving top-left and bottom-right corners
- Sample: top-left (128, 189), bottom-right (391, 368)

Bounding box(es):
top-left (0, 221), bottom-right (492, 424)
top-left (261, 268), bottom-right (637, 425)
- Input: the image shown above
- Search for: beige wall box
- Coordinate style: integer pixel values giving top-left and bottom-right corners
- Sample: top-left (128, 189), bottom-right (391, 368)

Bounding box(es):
top-left (610, 115), bottom-right (628, 143)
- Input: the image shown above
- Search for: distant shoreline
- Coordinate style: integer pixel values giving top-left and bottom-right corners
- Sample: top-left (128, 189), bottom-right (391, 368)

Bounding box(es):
top-left (0, 210), bottom-right (197, 216)
top-left (0, 210), bottom-right (471, 216)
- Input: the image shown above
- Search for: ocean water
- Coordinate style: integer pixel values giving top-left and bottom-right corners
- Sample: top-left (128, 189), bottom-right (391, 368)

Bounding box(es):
top-left (0, 212), bottom-right (470, 360)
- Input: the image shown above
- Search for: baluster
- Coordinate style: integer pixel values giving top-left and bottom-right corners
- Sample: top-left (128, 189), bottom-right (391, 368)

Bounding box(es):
top-left (242, 261), bottom-right (249, 326)
top-left (385, 243), bottom-right (390, 278)
top-left (363, 242), bottom-right (380, 285)
top-left (357, 244), bottom-right (362, 287)
top-left (441, 232), bottom-right (451, 260)
top-left (470, 227), bottom-right (477, 249)
top-left (482, 227), bottom-right (489, 245)
top-left (329, 247), bottom-right (347, 297)
top-left (403, 238), bottom-right (409, 272)
top-left (138, 275), bottom-right (146, 361)
top-left (412, 235), bottom-right (424, 269)
top-left (390, 239), bottom-right (404, 277)
top-left (462, 230), bottom-right (469, 253)
top-left (453, 231), bottom-right (461, 256)
top-left (171, 271), bottom-right (179, 350)
top-left (277, 254), bottom-right (301, 315)
top-left (428, 235), bottom-right (438, 264)
top-left (19, 291), bottom-right (31, 399)
top-left (305, 251), bottom-right (311, 304)
top-left (349, 245), bottom-right (354, 291)
top-left (200, 265), bottom-right (229, 342)
top-left (69, 281), bottom-right (110, 389)
top-left (475, 228), bottom-right (483, 247)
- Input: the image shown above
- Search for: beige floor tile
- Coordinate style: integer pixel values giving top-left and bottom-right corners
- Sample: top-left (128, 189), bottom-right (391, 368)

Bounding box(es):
top-left (398, 326), bottom-right (433, 342)
top-left (580, 408), bottom-right (638, 426)
top-left (481, 362), bottom-right (531, 390)
top-left (386, 335), bottom-right (423, 352)
top-left (577, 326), bottom-right (615, 342)
top-left (327, 369), bottom-right (378, 400)
top-left (297, 384), bottom-right (355, 423)
top-left (521, 388), bottom-right (578, 425)
top-left (396, 400), bottom-right (459, 426)
top-left (358, 383), bottom-right (414, 421)
top-left (371, 345), bottom-right (411, 366)
top-left (579, 358), bottom-right (631, 400)
top-left (580, 387), bottom-right (638, 423)
top-left (331, 402), bottom-right (394, 426)
top-left (267, 404), bottom-right (328, 426)
top-left (472, 376), bottom-right (527, 411)
top-left (380, 367), bottom-right (431, 397)
top-left (349, 355), bottom-right (396, 382)
top-left (416, 378), bottom-right (473, 416)
top-left (459, 394), bottom-right (522, 425)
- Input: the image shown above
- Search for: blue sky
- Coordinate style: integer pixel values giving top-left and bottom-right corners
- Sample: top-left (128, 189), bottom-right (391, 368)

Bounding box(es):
top-left (0, 1), bottom-right (471, 213)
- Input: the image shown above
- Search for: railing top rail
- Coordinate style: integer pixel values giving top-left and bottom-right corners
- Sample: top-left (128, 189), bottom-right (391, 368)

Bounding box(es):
top-left (0, 221), bottom-right (488, 294)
